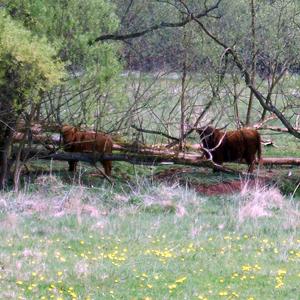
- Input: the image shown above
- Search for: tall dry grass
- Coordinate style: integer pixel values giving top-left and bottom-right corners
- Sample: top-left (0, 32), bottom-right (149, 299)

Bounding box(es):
top-left (236, 180), bottom-right (300, 229)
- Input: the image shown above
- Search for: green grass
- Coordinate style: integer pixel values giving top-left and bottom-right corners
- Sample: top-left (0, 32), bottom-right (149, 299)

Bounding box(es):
top-left (0, 174), bottom-right (299, 300)
top-left (260, 132), bottom-right (300, 158)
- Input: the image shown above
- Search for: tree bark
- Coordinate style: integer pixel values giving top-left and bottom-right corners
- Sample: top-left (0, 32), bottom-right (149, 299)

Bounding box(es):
top-left (257, 126), bottom-right (300, 133)
top-left (90, 0), bottom-right (222, 44)
top-left (260, 157), bottom-right (300, 165)
top-left (246, 0), bottom-right (256, 125)
top-left (16, 146), bottom-right (300, 170)
top-left (0, 125), bottom-right (14, 189)
top-left (179, 56), bottom-right (187, 150)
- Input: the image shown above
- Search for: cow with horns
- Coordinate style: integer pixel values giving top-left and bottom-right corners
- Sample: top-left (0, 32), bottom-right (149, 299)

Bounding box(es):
top-left (196, 126), bottom-right (262, 173)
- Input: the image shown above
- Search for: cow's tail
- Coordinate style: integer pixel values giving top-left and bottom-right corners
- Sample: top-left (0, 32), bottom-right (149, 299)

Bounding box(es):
top-left (257, 132), bottom-right (262, 164)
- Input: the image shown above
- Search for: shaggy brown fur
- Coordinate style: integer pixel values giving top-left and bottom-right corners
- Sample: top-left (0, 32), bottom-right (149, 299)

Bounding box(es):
top-left (61, 125), bottom-right (113, 176)
top-left (196, 126), bottom-right (262, 173)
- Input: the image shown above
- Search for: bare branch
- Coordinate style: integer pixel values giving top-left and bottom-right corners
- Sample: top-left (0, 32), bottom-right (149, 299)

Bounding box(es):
top-left (131, 125), bottom-right (179, 141)
top-left (166, 100), bottom-right (213, 148)
top-left (89, 0), bottom-right (222, 44)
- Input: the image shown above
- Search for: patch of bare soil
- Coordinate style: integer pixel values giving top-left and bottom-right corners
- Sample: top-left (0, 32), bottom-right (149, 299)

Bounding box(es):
top-left (154, 167), bottom-right (268, 196)
top-left (190, 180), bottom-right (255, 196)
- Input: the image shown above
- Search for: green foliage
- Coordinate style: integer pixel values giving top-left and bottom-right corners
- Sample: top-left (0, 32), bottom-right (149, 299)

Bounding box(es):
top-left (4, 0), bottom-right (121, 83)
top-left (218, 0), bottom-right (300, 62)
top-left (1, 0), bottom-right (122, 130)
top-left (256, 1), bottom-right (300, 62)
top-left (0, 11), bottom-right (65, 105)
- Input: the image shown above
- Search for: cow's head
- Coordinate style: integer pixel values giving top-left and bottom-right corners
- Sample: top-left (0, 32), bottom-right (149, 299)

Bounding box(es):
top-left (196, 126), bottom-right (216, 149)
top-left (61, 125), bottom-right (77, 143)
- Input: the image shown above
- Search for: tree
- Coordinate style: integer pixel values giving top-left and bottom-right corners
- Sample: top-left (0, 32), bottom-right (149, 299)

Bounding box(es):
top-left (4, 0), bottom-right (121, 126)
top-left (0, 11), bottom-right (65, 189)
top-left (0, 0), bottom-right (122, 190)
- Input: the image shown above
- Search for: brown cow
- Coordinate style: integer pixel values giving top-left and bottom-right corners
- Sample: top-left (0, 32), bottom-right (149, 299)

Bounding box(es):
top-left (61, 125), bottom-right (113, 176)
top-left (196, 126), bottom-right (262, 173)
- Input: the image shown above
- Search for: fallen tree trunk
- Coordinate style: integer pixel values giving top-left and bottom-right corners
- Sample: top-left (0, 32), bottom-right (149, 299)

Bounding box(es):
top-left (13, 133), bottom-right (300, 168)
top-left (12, 132), bottom-right (201, 152)
top-left (22, 148), bottom-right (214, 168)
top-left (19, 146), bottom-right (300, 173)
top-left (13, 132), bottom-right (133, 151)
top-left (261, 157), bottom-right (300, 165)
top-left (13, 132), bottom-right (56, 144)
top-left (257, 126), bottom-right (300, 133)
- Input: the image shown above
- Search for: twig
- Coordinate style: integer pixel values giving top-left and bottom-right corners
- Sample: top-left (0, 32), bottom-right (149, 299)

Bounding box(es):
top-left (131, 125), bottom-right (179, 141)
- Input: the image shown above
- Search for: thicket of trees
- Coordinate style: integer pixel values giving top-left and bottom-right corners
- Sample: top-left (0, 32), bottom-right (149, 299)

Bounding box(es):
top-left (0, 0), bottom-right (120, 188)
top-left (0, 0), bottom-right (299, 189)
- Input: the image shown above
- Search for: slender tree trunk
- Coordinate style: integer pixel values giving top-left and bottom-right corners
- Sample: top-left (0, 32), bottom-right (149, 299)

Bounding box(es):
top-left (246, 0), bottom-right (256, 125)
top-left (13, 146), bottom-right (22, 193)
top-left (0, 125), bottom-right (14, 189)
top-left (179, 59), bottom-right (187, 151)
top-left (13, 110), bottom-right (35, 192)
top-left (232, 75), bottom-right (241, 128)
top-left (0, 93), bottom-right (16, 190)
top-left (261, 107), bottom-right (267, 121)
top-left (179, 22), bottom-right (189, 151)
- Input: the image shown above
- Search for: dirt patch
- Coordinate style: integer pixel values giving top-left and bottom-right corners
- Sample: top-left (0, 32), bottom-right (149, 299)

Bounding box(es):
top-left (154, 167), bottom-right (268, 196)
top-left (190, 180), bottom-right (256, 196)
top-left (192, 181), bottom-right (241, 195)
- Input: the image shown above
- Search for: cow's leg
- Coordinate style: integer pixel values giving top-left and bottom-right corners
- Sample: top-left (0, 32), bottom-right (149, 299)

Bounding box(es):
top-left (102, 160), bottom-right (112, 176)
top-left (246, 155), bottom-right (255, 173)
top-left (212, 162), bottom-right (223, 173)
top-left (247, 163), bottom-right (254, 173)
top-left (93, 162), bottom-right (113, 184)
top-left (212, 157), bottom-right (223, 173)
top-left (213, 167), bottom-right (220, 173)
top-left (68, 161), bottom-right (78, 172)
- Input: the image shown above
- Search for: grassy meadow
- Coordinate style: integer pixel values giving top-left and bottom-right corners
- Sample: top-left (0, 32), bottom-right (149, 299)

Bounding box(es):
top-left (0, 163), bottom-right (299, 300)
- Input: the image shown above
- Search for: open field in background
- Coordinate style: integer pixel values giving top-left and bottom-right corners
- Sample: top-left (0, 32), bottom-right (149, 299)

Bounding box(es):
top-left (0, 170), bottom-right (299, 300)
top-left (54, 72), bottom-right (300, 157)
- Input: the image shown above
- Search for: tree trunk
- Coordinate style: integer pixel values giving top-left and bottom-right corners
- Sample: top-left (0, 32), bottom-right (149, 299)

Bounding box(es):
top-left (246, 0), bottom-right (256, 125)
top-left (179, 59), bottom-right (187, 151)
top-left (232, 75), bottom-right (242, 128)
top-left (0, 125), bottom-right (14, 189)
top-left (179, 22), bottom-right (189, 151)
top-left (15, 145), bottom-right (300, 172)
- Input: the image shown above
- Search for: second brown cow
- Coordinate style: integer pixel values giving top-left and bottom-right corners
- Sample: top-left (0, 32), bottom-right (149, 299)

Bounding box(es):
top-left (196, 126), bottom-right (262, 173)
top-left (61, 125), bottom-right (113, 176)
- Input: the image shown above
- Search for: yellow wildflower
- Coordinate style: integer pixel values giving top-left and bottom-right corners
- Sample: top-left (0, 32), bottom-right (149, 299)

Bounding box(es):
top-left (175, 276), bottom-right (187, 284)
top-left (168, 284), bottom-right (177, 289)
